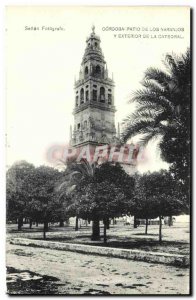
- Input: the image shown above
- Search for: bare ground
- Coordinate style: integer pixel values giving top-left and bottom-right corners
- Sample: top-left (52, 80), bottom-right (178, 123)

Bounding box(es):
top-left (6, 241), bottom-right (190, 295)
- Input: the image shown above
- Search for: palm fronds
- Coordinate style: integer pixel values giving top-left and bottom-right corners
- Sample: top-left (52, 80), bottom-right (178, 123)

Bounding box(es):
top-left (121, 48), bottom-right (190, 151)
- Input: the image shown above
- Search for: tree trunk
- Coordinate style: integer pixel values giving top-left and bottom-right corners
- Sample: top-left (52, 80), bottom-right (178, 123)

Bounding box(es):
top-left (91, 218), bottom-right (100, 240)
top-left (103, 220), bottom-right (107, 243)
top-left (134, 216), bottom-right (137, 228)
top-left (29, 219), bottom-right (33, 229)
top-left (145, 218), bottom-right (148, 235)
top-left (59, 220), bottom-right (64, 227)
top-left (106, 218), bottom-right (110, 229)
top-left (168, 216), bottom-right (173, 226)
top-left (75, 216), bottom-right (79, 231)
top-left (65, 218), bottom-right (69, 225)
top-left (159, 216), bottom-right (162, 243)
top-left (18, 217), bottom-right (23, 231)
top-left (43, 221), bottom-right (48, 239)
top-left (112, 218), bottom-right (115, 225)
top-left (36, 221), bottom-right (38, 227)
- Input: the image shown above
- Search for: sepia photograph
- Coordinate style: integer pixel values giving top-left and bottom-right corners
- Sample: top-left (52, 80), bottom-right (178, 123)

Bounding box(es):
top-left (6, 6), bottom-right (191, 295)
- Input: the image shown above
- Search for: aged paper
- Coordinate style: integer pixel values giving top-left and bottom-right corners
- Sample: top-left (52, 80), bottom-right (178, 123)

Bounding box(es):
top-left (6, 6), bottom-right (191, 295)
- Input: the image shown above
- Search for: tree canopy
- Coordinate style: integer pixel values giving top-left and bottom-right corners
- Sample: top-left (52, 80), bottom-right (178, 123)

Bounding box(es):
top-left (6, 161), bottom-right (35, 228)
top-left (133, 170), bottom-right (188, 241)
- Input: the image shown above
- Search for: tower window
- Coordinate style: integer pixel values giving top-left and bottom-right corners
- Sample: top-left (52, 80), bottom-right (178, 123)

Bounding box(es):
top-left (86, 90), bottom-right (89, 101)
top-left (108, 94), bottom-right (112, 104)
top-left (76, 96), bottom-right (79, 107)
top-left (100, 87), bottom-right (105, 102)
top-left (94, 42), bottom-right (98, 47)
top-left (93, 90), bottom-right (97, 101)
top-left (85, 66), bottom-right (88, 76)
top-left (94, 65), bottom-right (101, 78)
top-left (80, 88), bottom-right (84, 104)
top-left (93, 85), bottom-right (97, 88)
top-left (77, 123), bottom-right (80, 130)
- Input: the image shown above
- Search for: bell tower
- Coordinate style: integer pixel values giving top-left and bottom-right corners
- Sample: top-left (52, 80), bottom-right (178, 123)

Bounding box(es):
top-left (71, 26), bottom-right (119, 148)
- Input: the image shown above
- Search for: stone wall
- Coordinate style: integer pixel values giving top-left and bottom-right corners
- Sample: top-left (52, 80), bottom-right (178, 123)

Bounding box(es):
top-left (10, 238), bottom-right (189, 268)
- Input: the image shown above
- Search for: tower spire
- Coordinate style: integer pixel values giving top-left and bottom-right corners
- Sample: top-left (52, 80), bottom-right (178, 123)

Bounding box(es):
top-left (92, 24), bottom-right (95, 34)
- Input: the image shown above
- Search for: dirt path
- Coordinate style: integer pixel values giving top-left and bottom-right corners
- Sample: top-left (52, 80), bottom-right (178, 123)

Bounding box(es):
top-left (6, 242), bottom-right (190, 295)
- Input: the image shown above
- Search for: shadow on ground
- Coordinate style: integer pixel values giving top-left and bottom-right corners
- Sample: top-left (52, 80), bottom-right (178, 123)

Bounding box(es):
top-left (7, 267), bottom-right (60, 295)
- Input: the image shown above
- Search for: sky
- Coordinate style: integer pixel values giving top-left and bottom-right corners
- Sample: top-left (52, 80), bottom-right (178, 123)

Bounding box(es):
top-left (6, 6), bottom-right (190, 172)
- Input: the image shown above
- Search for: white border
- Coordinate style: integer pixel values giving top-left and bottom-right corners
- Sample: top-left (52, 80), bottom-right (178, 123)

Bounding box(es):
top-left (0, 1), bottom-right (194, 299)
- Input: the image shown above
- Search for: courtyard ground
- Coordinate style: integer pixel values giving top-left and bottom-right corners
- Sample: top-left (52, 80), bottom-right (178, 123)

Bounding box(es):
top-left (6, 222), bottom-right (190, 295)
top-left (7, 221), bottom-right (190, 255)
top-left (6, 241), bottom-right (190, 295)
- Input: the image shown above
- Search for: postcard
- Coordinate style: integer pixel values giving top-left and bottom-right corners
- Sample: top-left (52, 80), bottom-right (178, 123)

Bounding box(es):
top-left (6, 6), bottom-right (191, 295)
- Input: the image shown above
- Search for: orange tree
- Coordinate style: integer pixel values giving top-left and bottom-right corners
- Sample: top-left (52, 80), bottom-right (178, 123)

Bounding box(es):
top-left (68, 162), bottom-right (135, 242)
top-left (6, 161), bottom-right (35, 230)
top-left (28, 166), bottom-right (65, 239)
top-left (132, 170), bottom-right (188, 243)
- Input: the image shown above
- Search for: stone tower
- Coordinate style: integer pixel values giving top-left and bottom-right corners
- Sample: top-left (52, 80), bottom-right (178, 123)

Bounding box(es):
top-left (71, 26), bottom-right (119, 149)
